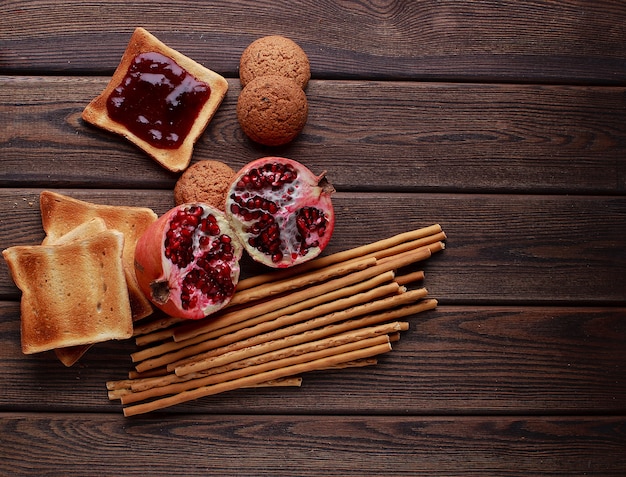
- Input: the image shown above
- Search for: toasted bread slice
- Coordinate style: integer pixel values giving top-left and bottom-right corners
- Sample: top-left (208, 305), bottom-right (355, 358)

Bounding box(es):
top-left (55, 344), bottom-right (91, 367)
top-left (50, 217), bottom-right (108, 245)
top-left (49, 218), bottom-right (107, 366)
top-left (2, 230), bottom-right (133, 354)
top-left (82, 27), bottom-right (229, 172)
top-left (40, 190), bottom-right (157, 321)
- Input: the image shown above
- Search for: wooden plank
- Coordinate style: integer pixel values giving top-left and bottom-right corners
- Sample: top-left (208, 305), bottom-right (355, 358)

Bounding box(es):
top-left (1, 302), bottom-right (624, 414)
top-left (0, 412), bottom-right (624, 476)
top-left (2, 189), bottom-right (624, 303)
top-left (1, 1), bottom-right (625, 84)
top-left (1, 76), bottom-right (625, 193)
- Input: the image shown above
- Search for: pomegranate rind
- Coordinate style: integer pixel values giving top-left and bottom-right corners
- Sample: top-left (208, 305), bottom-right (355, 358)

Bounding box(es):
top-left (134, 203), bottom-right (243, 319)
top-left (225, 156), bottom-right (335, 268)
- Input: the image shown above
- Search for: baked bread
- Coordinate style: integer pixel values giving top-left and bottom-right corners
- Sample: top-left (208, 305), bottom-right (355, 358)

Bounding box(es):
top-left (239, 35), bottom-right (310, 89)
top-left (174, 160), bottom-right (236, 211)
top-left (237, 75), bottom-right (308, 146)
top-left (2, 229), bottom-right (133, 355)
top-left (40, 190), bottom-right (157, 321)
top-left (82, 27), bottom-right (229, 172)
top-left (49, 218), bottom-right (107, 366)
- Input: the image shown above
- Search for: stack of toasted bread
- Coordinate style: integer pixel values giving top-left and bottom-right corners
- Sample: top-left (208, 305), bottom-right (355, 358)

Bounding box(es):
top-left (2, 191), bottom-right (158, 366)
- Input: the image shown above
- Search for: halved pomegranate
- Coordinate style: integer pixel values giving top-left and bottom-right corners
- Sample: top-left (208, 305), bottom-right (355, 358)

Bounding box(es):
top-left (225, 156), bottom-right (335, 268)
top-left (134, 203), bottom-right (243, 319)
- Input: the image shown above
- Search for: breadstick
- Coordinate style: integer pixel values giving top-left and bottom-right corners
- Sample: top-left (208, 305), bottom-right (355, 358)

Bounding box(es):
top-left (171, 298), bottom-right (435, 377)
top-left (167, 289), bottom-right (429, 374)
top-left (122, 301), bottom-right (429, 394)
top-left (321, 358), bottom-right (378, 369)
top-left (128, 367), bottom-right (168, 379)
top-left (133, 238), bottom-right (441, 347)
top-left (123, 341), bottom-right (392, 416)
top-left (360, 232), bottom-right (446, 263)
top-left (394, 270), bottom-right (425, 286)
top-left (134, 281), bottom-right (404, 372)
top-left (122, 335), bottom-right (391, 407)
top-left (175, 321), bottom-right (409, 377)
top-left (133, 315), bottom-right (183, 338)
top-left (108, 388), bottom-right (132, 400)
top-left (228, 256), bottom-right (377, 307)
top-left (131, 271), bottom-right (396, 364)
top-left (133, 256), bottom-right (379, 347)
top-left (110, 375), bottom-right (304, 399)
top-left (121, 319), bottom-right (409, 394)
top-left (178, 271), bottom-right (396, 345)
top-left (128, 324), bottom-right (403, 394)
top-left (236, 224), bottom-right (443, 291)
top-left (174, 243), bottom-right (434, 344)
top-left (242, 377), bottom-right (303, 388)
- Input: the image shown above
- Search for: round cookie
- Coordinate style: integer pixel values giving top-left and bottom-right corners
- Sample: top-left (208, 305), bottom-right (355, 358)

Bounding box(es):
top-left (237, 75), bottom-right (308, 146)
top-left (239, 35), bottom-right (311, 89)
top-left (174, 160), bottom-right (236, 211)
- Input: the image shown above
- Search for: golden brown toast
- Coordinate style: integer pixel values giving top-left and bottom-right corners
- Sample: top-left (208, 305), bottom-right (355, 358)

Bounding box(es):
top-left (40, 190), bottom-right (157, 321)
top-left (49, 218), bottom-right (107, 366)
top-left (82, 27), bottom-right (229, 172)
top-left (2, 229), bottom-right (134, 355)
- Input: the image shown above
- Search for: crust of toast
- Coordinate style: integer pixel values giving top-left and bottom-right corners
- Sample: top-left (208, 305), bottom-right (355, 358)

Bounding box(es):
top-left (40, 190), bottom-right (157, 321)
top-left (81, 27), bottom-right (228, 172)
top-left (3, 230), bottom-right (133, 354)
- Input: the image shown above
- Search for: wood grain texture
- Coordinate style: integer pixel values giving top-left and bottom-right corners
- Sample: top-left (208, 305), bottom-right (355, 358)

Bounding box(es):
top-left (1, 413), bottom-right (625, 476)
top-left (1, 77), bottom-right (625, 193)
top-left (2, 189), bottom-right (624, 303)
top-left (1, 303), bottom-right (624, 414)
top-left (1, 0), bottom-right (625, 83)
top-left (1, 1), bottom-right (625, 473)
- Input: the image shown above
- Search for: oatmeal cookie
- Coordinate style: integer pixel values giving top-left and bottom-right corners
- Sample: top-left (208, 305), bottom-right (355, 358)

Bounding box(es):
top-left (236, 75), bottom-right (308, 146)
top-left (174, 160), bottom-right (236, 211)
top-left (239, 35), bottom-right (310, 89)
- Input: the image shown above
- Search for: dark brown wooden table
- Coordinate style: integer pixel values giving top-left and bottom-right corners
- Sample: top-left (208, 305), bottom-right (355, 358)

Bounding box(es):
top-left (1, 1), bottom-right (625, 475)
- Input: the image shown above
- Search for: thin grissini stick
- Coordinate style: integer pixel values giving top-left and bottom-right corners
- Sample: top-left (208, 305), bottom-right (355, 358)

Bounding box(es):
top-left (171, 299), bottom-right (432, 375)
top-left (358, 232), bottom-right (446, 263)
top-left (118, 320), bottom-right (409, 395)
top-left (132, 271), bottom-right (397, 364)
top-left (321, 358), bottom-right (378, 369)
top-left (378, 240), bottom-right (444, 266)
top-left (167, 289), bottom-right (430, 375)
top-left (134, 230), bottom-right (443, 346)
top-left (135, 328), bottom-right (176, 347)
top-left (122, 335), bottom-right (391, 406)
top-left (176, 321), bottom-right (409, 377)
top-left (134, 281), bottom-right (405, 373)
top-left (123, 341), bottom-right (392, 416)
top-left (128, 367), bottom-right (168, 380)
top-left (133, 315), bottom-right (183, 338)
top-left (394, 271), bottom-right (425, 287)
top-left (388, 332), bottom-right (401, 343)
top-left (228, 256), bottom-right (377, 307)
top-left (173, 243), bottom-right (436, 344)
top-left (172, 263), bottom-right (387, 344)
top-left (127, 323), bottom-right (405, 393)
top-left (108, 388), bottom-right (132, 400)
top-left (126, 319), bottom-right (410, 393)
top-left (229, 230), bottom-right (441, 307)
top-left (123, 357), bottom-right (379, 396)
top-left (236, 224), bottom-right (444, 291)
top-left (134, 256), bottom-right (377, 346)
top-left (242, 377), bottom-right (303, 388)
top-left (182, 272), bottom-right (397, 344)
top-left (108, 376), bottom-right (303, 400)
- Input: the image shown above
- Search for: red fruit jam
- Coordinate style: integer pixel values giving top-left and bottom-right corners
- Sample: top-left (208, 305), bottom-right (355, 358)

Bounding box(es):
top-left (106, 52), bottom-right (211, 149)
